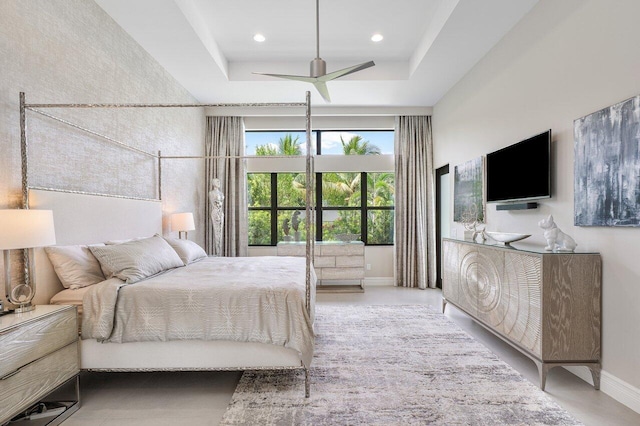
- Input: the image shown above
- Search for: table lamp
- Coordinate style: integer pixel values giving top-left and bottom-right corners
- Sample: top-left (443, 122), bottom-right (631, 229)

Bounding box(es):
top-left (171, 212), bottom-right (195, 240)
top-left (0, 209), bottom-right (56, 313)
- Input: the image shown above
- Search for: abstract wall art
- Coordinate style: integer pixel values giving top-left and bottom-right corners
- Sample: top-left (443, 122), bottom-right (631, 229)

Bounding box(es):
top-left (454, 156), bottom-right (484, 223)
top-left (574, 94), bottom-right (640, 226)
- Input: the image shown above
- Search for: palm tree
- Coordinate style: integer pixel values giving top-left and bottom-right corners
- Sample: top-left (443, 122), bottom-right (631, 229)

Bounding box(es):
top-left (323, 173), bottom-right (361, 206)
top-left (368, 173), bottom-right (394, 206)
top-left (340, 135), bottom-right (381, 155)
top-left (255, 133), bottom-right (302, 156)
top-left (255, 144), bottom-right (278, 156)
top-left (278, 134), bottom-right (302, 155)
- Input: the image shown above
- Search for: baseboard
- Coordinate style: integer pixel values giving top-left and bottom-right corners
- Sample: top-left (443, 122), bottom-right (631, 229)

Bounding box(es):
top-left (565, 366), bottom-right (640, 414)
top-left (364, 277), bottom-right (394, 286)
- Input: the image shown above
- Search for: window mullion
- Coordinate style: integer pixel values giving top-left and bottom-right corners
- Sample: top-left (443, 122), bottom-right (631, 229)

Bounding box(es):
top-left (270, 173), bottom-right (278, 246)
top-left (316, 172), bottom-right (322, 241)
top-left (361, 172), bottom-right (367, 245)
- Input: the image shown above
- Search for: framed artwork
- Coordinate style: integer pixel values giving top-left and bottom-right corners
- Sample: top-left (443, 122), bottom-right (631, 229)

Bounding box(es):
top-left (574, 94), bottom-right (640, 226)
top-left (454, 156), bottom-right (484, 223)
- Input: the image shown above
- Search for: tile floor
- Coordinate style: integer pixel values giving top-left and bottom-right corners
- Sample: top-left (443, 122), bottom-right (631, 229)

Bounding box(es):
top-left (61, 286), bottom-right (640, 425)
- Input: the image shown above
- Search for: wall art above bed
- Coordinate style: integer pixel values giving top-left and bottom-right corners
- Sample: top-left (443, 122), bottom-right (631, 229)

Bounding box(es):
top-left (574, 94), bottom-right (640, 227)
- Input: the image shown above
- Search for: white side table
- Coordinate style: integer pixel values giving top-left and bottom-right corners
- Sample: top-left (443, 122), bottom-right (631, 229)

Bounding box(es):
top-left (0, 305), bottom-right (80, 425)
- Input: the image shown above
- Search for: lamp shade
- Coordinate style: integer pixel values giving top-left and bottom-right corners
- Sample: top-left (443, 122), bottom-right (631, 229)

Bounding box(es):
top-left (0, 209), bottom-right (56, 250)
top-left (171, 212), bottom-right (195, 232)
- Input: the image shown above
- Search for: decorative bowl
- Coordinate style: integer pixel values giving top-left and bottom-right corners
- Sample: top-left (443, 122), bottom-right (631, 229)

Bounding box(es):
top-left (485, 232), bottom-right (531, 245)
top-left (335, 233), bottom-right (360, 243)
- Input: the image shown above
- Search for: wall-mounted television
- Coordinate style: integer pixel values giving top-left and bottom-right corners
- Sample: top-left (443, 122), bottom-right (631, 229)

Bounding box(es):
top-left (486, 130), bottom-right (551, 203)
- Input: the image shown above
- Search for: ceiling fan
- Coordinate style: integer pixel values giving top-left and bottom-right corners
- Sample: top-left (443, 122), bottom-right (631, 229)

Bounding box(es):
top-left (253, 0), bottom-right (375, 103)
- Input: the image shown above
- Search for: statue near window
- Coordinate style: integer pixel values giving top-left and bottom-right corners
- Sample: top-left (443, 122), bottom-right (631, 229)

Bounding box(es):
top-left (292, 210), bottom-right (302, 242)
top-left (209, 178), bottom-right (224, 256)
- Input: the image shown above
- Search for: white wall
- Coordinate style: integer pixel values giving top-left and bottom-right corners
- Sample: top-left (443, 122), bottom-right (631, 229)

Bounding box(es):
top-left (433, 0), bottom-right (640, 407)
top-left (0, 1), bottom-right (205, 287)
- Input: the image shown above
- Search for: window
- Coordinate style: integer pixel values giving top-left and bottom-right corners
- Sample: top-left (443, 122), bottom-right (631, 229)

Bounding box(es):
top-left (247, 130), bottom-right (394, 246)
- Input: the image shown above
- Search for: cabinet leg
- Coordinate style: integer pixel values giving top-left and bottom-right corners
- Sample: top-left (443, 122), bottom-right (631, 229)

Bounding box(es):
top-left (589, 366), bottom-right (601, 390)
top-left (442, 298), bottom-right (447, 314)
top-left (535, 361), bottom-right (551, 391)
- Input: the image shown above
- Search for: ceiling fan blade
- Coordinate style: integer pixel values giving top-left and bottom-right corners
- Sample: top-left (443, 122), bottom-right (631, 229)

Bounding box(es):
top-left (252, 72), bottom-right (317, 83)
top-left (318, 61), bottom-right (376, 82)
top-left (313, 81), bottom-right (331, 102)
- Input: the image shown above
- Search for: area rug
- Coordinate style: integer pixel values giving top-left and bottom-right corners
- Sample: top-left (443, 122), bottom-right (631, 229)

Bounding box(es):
top-left (220, 305), bottom-right (581, 425)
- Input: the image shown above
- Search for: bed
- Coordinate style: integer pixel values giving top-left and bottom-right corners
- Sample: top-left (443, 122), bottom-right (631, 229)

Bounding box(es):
top-left (30, 188), bottom-right (316, 396)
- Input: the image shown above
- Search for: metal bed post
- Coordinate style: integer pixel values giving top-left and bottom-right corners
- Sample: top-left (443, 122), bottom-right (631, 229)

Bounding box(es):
top-left (303, 90), bottom-right (313, 398)
top-left (19, 92), bottom-right (32, 288)
top-left (157, 151), bottom-right (162, 201)
top-left (20, 92), bottom-right (29, 209)
top-left (305, 90), bottom-right (313, 318)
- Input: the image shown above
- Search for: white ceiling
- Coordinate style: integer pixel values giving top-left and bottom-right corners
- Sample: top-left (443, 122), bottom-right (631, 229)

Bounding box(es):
top-left (95, 0), bottom-right (538, 107)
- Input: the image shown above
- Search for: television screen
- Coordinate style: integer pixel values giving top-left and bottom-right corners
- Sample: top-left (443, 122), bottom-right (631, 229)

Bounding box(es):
top-left (486, 130), bottom-right (551, 203)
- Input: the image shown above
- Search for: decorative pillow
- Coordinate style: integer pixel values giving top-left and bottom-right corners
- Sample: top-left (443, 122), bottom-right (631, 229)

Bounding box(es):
top-left (45, 244), bottom-right (106, 289)
top-left (163, 237), bottom-right (208, 265)
top-left (89, 235), bottom-right (184, 283)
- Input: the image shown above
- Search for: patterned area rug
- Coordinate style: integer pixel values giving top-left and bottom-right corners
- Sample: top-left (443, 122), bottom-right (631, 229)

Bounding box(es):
top-left (220, 305), bottom-right (581, 425)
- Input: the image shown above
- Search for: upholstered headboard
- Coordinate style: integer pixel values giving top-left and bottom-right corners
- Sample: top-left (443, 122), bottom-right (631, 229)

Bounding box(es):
top-left (28, 188), bottom-right (163, 304)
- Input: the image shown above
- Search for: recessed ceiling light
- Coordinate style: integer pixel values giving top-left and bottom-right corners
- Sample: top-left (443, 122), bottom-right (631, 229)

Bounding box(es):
top-left (371, 34), bottom-right (384, 42)
top-left (253, 33), bottom-right (266, 43)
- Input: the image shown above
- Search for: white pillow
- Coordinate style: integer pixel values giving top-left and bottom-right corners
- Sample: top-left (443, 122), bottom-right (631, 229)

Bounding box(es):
top-left (45, 245), bottom-right (106, 289)
top-left (50, 286), bottom-right (93, 314)
top-left (89, 235), bottom-right (184, 284)
top-left (163, 237), bottom-right (207, 265)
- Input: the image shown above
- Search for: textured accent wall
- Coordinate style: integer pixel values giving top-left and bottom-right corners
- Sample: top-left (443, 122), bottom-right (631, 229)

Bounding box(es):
top-left (0, 1), bottom-right (205, 284)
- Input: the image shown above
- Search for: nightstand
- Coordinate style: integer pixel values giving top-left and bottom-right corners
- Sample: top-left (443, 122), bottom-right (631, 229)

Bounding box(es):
top-left (0, 305), bottom-right (80, 425)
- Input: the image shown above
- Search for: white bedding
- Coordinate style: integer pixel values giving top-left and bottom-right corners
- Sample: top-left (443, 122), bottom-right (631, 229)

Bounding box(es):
top-left (50, 286), bottom-right (91, 314)
top-left (81, 256), bottom-right (316, 367)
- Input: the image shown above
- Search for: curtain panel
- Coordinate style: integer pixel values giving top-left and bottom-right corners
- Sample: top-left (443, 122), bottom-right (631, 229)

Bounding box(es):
top-left (204, 116), bottom-right (248, 257)
top-left (394, 116), bottom-right (436, 289)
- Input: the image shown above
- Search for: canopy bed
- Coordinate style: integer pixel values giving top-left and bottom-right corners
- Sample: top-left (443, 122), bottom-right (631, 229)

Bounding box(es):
top-left (16, 91), bottom-right (316, 397)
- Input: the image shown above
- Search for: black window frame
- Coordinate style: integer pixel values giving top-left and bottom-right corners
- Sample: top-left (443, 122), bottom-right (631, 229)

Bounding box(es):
top-left (247, 130), bottom-right (394, 247)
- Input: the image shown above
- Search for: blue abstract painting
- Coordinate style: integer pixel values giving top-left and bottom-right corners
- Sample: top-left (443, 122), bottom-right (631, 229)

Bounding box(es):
top-left (574, 95), bottom-right (640, 226)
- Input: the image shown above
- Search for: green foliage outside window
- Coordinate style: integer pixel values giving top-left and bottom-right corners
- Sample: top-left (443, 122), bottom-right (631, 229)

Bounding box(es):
top-left (277, 174), bottom-right (306, 207)
top-left (248, 210), bottom-right (271, 245)
top-left (247, 173), bottom-right (270, 207)
top-left (367, 210), bottom-right (394, 244)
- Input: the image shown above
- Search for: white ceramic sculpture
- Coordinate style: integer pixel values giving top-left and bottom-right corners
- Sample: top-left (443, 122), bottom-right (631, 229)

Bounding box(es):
top-left (291, 210), bottom-right (302, 241)
top-left (209, 178), bottom-right (224, 256)
top-left (538, 215), bottom-right (577, 252)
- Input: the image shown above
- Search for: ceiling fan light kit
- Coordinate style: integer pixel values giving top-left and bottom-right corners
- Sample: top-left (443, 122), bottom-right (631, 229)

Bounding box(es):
top-left (253, 0), bottom-right (375, 102)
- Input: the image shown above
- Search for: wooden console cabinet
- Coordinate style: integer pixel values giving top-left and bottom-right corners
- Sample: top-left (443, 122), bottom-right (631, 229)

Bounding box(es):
top-left (442, 238), bottom-right (601, 390)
